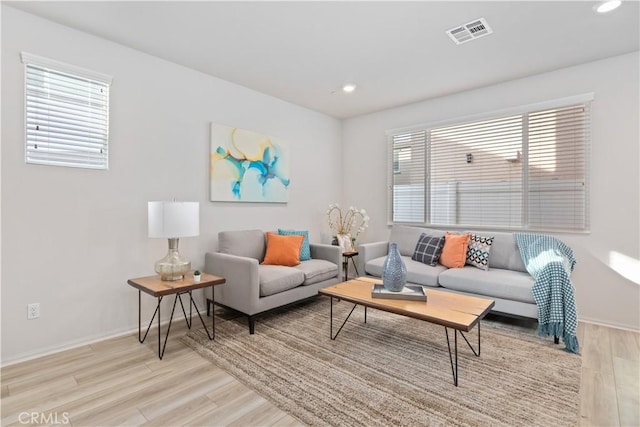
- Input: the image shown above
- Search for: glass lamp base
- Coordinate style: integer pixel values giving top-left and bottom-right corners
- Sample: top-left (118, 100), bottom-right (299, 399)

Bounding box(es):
top-left (155, 238), bottom-right (191, 281)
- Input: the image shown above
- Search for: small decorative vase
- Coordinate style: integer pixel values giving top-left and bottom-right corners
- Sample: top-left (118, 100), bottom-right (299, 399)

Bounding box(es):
top-left (382, 243), bottom-right (407, 292)
top-left (193, 274), bottom-right (201, 283)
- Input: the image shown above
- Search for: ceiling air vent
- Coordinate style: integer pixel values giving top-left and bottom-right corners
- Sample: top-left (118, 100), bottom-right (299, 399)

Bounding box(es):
top-left (446, 18), bottom-right (493, 45)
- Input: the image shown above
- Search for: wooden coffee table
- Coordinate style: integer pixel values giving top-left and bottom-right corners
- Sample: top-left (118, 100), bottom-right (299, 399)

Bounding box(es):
top-left (319, 277), bottom-right (495, 386)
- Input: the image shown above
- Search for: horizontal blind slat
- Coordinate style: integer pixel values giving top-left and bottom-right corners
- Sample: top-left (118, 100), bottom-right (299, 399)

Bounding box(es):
top-left (24, 62), bottom-right (109, 170)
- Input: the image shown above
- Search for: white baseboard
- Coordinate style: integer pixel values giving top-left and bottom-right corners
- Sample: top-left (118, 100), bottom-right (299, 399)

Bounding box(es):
top-left (579, 316), bottom-right (640, 333)
top-left (1, 313), bottom-right (193, 368)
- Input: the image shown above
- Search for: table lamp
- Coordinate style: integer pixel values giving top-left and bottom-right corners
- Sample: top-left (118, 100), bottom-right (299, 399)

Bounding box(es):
top-left (148, 201), bottom-right (199, 281)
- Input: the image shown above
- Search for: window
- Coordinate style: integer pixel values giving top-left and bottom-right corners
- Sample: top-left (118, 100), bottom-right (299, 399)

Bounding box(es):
top-left (388, 96), bottom-right (591, 232)
top-left (388, 131), bottom-right (426, 223)
top-left (22, 53), bottom-right (112, 170)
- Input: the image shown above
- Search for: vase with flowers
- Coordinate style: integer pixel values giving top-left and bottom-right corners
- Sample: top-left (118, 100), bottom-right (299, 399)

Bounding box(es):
top-left (326, 204), bottom-right (369, 251)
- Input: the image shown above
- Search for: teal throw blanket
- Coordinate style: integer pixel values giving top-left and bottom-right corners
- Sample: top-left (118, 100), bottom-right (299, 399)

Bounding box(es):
top-left (514, 233), bottom-right (579, 353)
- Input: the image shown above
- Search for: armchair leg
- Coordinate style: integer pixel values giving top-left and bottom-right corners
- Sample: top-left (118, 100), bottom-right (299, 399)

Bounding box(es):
top-left (248, 316), bottom-right (255, 334)
top-left (554, 335), bottom-right (559, 344)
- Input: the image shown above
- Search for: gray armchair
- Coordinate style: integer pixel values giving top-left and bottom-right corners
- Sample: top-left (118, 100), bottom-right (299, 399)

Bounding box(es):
top-left (205, 229), bottom-right (341, 333)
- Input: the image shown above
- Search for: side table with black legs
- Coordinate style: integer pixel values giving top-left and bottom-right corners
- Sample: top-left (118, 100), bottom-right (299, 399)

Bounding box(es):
top-left (127, 272), bottom-right (225, 359)
top-left (342, 251), bottom-right (359, 281)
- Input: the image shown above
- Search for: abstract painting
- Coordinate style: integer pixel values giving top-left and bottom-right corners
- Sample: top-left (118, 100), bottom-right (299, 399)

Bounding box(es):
top-left (210, 124), bottom-right (290, 202)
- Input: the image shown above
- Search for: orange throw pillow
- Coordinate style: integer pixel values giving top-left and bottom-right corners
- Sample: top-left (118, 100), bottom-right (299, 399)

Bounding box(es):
top-left (439, 232), bottom-right (471, 268)
top-left (262, 232), bottom-right (305, 266)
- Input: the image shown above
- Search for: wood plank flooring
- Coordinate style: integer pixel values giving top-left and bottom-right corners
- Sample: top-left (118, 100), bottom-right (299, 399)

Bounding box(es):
top-left (1, 309), bottom-right (638, 426)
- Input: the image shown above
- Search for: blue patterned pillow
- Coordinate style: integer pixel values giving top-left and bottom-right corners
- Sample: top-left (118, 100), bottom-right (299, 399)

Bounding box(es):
top-left (278, 229), bottom-right (311, 261)
top-left (466, 234), bottom-right (494, 271)
top-left (411, 233), bottom-right (445, 266)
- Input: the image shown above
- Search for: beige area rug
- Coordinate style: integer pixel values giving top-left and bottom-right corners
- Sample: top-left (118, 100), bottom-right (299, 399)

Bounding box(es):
top-left (182, 297), bottom-right (580, 426)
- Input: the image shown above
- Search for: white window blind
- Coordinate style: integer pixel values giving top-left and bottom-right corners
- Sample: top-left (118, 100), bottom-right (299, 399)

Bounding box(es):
top-left (389, 131), bottom-right (426, 223)
top-left (527, 105), bottom-right (589, 231)
top-left (22, 53), bottom-right (111, 170)
top-left (430, 115), bottom-right (523, 227)
top-left (388, 97), bottom-right (591, 232)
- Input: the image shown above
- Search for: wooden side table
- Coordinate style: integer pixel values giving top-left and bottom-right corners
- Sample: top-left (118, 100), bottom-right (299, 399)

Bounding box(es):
top-left (342, 251), bottom-right (359, 281)
top-left (127, 272), bottom-right (225, 359)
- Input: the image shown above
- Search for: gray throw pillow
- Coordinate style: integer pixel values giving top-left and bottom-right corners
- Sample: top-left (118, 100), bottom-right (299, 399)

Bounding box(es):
top-left (411, 233), bottom-right (445, 267)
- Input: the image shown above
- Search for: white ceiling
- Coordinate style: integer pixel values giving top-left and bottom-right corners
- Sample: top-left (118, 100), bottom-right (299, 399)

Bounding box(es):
top-left (7, 1), bottom-right (640, 119)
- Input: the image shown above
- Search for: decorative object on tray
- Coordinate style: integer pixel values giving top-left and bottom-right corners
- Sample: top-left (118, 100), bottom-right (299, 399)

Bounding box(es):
top-left (371, 283), bottom-right (426, 301)
top-left (326, 204), bottom-right (369, 246)
top-left (193, 270), bottom-right (201, 283)
top-left (210, 123), bottom-right (290, 203)
top-left (382, 242), bottom-right (407, 291)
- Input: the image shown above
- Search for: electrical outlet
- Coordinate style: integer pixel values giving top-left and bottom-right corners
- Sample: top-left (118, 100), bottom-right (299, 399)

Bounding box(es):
top-left (27, 303), bottom-right (40, 319)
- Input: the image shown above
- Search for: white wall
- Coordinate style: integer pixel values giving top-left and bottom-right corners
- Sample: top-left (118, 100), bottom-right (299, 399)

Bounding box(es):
top-left (343, 52), bottom-right (640, 331)
top-left (0, 6), bottom-right (343, 363)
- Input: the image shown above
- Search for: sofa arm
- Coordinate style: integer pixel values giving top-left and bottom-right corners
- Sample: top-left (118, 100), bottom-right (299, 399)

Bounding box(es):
top-left (358, 241), bottom-right (389, 276)
top-left (310, 243), bottom-right (342, 270)
top-left (204, 252), bottom-right (260, 315)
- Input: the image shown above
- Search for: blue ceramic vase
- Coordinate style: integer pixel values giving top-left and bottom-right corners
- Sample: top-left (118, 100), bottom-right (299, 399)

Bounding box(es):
top-left (382, 243), bottom-right (407, 292)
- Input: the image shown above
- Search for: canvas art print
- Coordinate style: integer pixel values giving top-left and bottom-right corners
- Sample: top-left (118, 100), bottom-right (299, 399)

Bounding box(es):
top-left (210, 124), bottom-right (290, 202)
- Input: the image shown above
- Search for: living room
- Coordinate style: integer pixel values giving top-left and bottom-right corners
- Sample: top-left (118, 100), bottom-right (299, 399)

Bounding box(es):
top-left (1, 1), bottom-right (639, 426)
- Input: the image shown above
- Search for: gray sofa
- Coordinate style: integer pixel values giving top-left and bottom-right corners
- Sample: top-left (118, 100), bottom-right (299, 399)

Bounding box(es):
top-left (205, 229), bottom-right (341, 333)
top-left (359, 225), bottom-right (538, 319)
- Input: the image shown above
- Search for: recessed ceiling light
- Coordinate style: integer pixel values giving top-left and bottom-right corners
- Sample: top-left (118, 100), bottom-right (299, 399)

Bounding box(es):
top-left (594, 0), bottom-right (622, 13)
top-left (342, 83), bottom-right (357, 93)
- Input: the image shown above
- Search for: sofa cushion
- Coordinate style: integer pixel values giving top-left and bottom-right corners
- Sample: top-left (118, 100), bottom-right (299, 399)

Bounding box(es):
top-left (219, 229), bottom-right (266, 261)
top-left (278, 229), bottom-right (311, 261)
top-left (466, 234), bottom-right (494, 271)
top-left (258, 265), bottom-right (305, 296)
top-left (262, 232), bottom-right (304, 266)
top-left (389, 225), bottom-right (445, 257)
top-left (439, 266), bottom-right (535, 304)
top-left (294, 259), bottom-right (338, 285)
top-left (411, 233), bottom-right (445, 267)
top-left (440, 232), bottom-right (471, 268)
top-left (482, 232), bottom-right (528, 272)
top-left (365, 255), bottom-right (445, 287)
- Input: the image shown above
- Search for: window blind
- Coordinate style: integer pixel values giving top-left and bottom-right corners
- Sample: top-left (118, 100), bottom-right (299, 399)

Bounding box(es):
top-left (388, 130), bottom-right (426, 223)
top-left (430, 115), bottom-right (523, 227)
top-left (23, 54), bottom-right (111, 170)
top-left (387, 97), bottom-right (591, 232)
top-left (527, 104), bottom-right (589, 231)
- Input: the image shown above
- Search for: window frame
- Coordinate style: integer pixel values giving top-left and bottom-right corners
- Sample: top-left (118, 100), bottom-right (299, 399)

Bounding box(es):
top-left (386, 93), bottom-right (593, 233)
top-left (21, 52), bottom-right (113, 170)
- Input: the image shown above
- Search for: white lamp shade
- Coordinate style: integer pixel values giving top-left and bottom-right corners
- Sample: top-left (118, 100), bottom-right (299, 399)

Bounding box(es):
top-left (148, 201), bottom-right (199, 238)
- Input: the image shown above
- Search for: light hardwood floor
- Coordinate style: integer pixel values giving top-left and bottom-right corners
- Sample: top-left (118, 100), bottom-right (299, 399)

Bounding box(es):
top-left (1, 309), bottom-right (638, 426)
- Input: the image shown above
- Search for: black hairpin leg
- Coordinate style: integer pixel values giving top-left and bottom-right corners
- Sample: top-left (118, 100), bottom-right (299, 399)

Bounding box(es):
top-left (350, 257), bottom-right (359, 277)
top-left (329, 296), bottom-right (359, 340)
top-left (139, 291), bottom-right (162, 345)
top-left (188, 289), bottom-right (215, 340)
top-left (139, 289), bottom-right (214, 360)
top-left (445, 322), bottom-right (481, 387)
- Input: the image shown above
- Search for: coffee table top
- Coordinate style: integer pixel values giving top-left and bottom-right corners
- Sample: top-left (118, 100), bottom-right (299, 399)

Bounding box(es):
top-left (319, 277), bottom-right (495, 332)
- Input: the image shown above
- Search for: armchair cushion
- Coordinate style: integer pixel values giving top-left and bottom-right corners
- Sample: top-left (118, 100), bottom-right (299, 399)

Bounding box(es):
top-left (259, 265), bottom-right (305, 297)
top-left (294, 259), bottom-right (339, 285)
top-left (262, 232), bottom-right (304, 266)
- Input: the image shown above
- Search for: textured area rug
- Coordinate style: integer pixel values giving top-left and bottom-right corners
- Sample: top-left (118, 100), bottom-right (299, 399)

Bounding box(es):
top-left (182, 297), bottom-right (580, 426)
